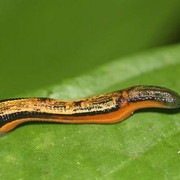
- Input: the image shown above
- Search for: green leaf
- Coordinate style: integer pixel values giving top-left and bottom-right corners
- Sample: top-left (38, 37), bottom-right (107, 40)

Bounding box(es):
top-left (1, 0), bottom-right (180, 98)
top-left (0, 44), bottom-right (180, 179)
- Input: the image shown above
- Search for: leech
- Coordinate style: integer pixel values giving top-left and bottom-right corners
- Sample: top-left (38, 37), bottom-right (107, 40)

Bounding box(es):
top-left (0, 85), bottom-right (179, 133)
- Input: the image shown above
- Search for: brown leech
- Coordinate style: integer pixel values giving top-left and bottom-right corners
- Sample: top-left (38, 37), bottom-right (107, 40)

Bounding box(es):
top-left (0, 85), bottom-right (179, 133)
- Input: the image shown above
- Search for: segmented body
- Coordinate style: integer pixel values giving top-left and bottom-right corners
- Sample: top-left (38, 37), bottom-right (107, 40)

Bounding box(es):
top-left (0, 86), bottom-right (179, 133)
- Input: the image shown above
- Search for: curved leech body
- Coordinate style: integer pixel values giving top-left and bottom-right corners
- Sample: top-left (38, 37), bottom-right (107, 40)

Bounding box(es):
top-left (0, 85), bottom-right (179, 133)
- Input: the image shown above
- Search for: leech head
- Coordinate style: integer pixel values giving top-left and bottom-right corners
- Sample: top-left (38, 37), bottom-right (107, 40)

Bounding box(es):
top-left (126, 86), bottom-right (180, 109)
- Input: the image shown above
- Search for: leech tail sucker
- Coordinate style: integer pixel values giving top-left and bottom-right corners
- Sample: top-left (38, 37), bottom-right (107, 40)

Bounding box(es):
top-left (0, 85), bottom-right (179, 134)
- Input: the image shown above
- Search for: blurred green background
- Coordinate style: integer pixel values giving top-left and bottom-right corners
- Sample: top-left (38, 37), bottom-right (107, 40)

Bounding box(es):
top-left (0, 0), bottom-right (180, 98)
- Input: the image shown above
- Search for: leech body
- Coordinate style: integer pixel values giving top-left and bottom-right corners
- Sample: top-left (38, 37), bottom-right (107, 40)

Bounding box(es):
top-left (0, 86), bottom-right (179, 133)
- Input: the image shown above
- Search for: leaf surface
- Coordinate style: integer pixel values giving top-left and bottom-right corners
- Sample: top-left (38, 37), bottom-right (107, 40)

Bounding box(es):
top-left (0, 45), bottom-right (179, 180)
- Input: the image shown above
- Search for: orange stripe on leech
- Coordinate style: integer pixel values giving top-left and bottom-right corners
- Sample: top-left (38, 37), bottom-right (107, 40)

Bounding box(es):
top-left (63, 100), bottom-right (167, 123)
top-left (0, 110), bottom-right (126, 133)
top-left (0, 119), bottom-right (28, 133)
top-left (128, 100), bottom-right (167, 110)
top-left (0, 100), bottom-right (166, 133)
